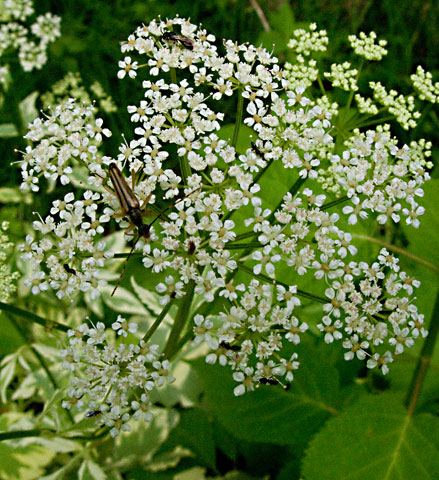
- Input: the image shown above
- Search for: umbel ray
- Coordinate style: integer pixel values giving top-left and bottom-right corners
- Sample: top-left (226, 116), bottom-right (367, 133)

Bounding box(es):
top-left (106, 162), bottom-right (200, 296)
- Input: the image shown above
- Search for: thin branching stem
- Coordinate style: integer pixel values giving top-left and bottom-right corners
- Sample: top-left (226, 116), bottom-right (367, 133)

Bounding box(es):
top-left (0, 302), bottom-right (70, 332)
top-left (163, 280), bottom-right (195, 358)
top-left (232, 91), bottom-right (244, 148)
top-left (353, 234), bottom-right (439, 273)
top-left (236, 264), bottom-right (327, 304)
top-left (142, 298), bottom-right (175, 343)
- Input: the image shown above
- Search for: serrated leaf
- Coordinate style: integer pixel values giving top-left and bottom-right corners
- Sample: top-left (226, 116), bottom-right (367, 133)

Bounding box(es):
top-left (303, 393), bottom-right (439, 480)
top-left (191, 341), bottom-right (339, 446)
top-left (19, 91), bottom-right (39, 126)
top-left (101, 285), bottom-right (149, 315)
top-left (0, 442), bottom-right (55, 480)
top-left (0, 123), bottom-right (19, 138)
top-left (78, 459), bottom-right (107, 480)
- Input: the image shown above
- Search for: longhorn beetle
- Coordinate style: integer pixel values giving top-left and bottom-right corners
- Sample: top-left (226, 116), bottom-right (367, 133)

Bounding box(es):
top-left (108, 162), bottom-right (200, 296)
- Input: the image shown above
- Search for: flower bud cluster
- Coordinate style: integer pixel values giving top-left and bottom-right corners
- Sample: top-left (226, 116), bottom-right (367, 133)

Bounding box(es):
top-left (370, 81), bottom-right (421, 130)
top-left (287, 23), bottom-right (328, 56)
top-left (411, 66), bottom-right (439, 103)
top-left (61, 317), bottom-right (172, 437)
top-left (324, 62), bottom-right (358, 92)
top-left (41, 72), bottom-right (117, 114)
top-left (0, 0), bottom-right (61, 72)
top-left (348, 31), bottom-right (388, 61)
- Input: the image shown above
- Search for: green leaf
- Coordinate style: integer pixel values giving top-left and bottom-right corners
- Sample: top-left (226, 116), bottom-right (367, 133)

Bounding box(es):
top-left (174, 467), bottom-right (207, 480)
top-left (302, 393), bottom-right (439, 480)
top-left (84, 289), bottom-right (105, 319)
top-left (131, 277), bottom-right (163, 315)
top-left (0, 353), bottom-right (18, 403)
top-left (0, 441), bottom-right (56, 480)
top-left (191, 341), bottom-right (339, 446)
top-left (78, 460), bottom-right (107, 480)
top-left (0, 123), bottom-right (19, 138)
top-left (0, 187), bottom-right (24, 203)
top-left (161, 408), bottom-right (216, 469)
top-left (19, 91), bottom-right (39, 126)
top-left (257, 2), bottom-right (296, 58)
top-left (150, 360), bottom-right (203, 408)
top-left (218, 123), bottom-right (255, 153)
top-left (113, 408), bottom-right (179, 463)
top-left (101, 285), bottom-right (149, 316)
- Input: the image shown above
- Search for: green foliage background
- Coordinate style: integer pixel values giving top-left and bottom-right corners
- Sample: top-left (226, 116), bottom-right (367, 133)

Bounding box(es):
top-left (1, 1), bottom-right (439, 479)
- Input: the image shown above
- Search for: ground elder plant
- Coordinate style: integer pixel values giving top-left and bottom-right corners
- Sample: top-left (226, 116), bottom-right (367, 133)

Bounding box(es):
top-left (17, 17), bottom-right (430, 431)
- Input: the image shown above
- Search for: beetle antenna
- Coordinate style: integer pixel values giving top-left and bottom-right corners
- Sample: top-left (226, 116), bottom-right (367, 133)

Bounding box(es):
top-left (111, 234), bottom-right (141, 296)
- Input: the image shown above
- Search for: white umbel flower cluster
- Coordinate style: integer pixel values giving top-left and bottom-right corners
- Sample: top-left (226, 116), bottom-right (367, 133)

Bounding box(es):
top-left (20, 17), bottom-right (428, 402)
top-left (61, 318), bottom-right (170, 437)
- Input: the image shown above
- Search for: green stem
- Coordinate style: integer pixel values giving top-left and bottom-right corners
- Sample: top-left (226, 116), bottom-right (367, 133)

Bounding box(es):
top-left (142, 298), bottom-right (175, 343)
top-left (355, 116), bottom-right (394, 128)
top-left (236, 264), bottom-right (326, 304)
top-left (179, 154), bottom-right (191, 186)
top-left (234, 231), bottom-right (259, 242)
top-left (168, 328), bottom-right (195, 361)
top-left (170, 67), bottom-right (177, 85)
top-left (214, 242), bottom-right (263, 251)
top-left (232, 91), bottom-right (244, 148)
top-left (316, 74), bottom-right (326, 96)
top-left (405, 287), bottom-right (439, 415)
top-left (321, 196), bottom-right (350, 211)
top-left (163, 280), bottom-right (196, 358)
top-left (352, 234), bottom-right (439, 273)
top-left (0, 429), bottom-right (45, 441)
top-left (0, 302), bottom-right (70, 332)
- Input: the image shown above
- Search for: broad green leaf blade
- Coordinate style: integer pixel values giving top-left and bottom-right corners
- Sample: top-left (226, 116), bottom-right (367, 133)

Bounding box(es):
top-left (160, 408), bottom-right (216, 469)
top-left (217, 124), bottom-right (254, 153)
top-left (0, 442), bottom-right (56, 480)
top-left (0, 123), bottom-right (19, 138)
top-left (257, 2), bottom-right (296, 58)
top-left (303, 393), bottom-right (439, 480)
top-left (19, 91), bottom-right (39, 126)
top-left (113, 408), bottom-right (179, 463)
top-left (192, 341), bottom-right (340, 446)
